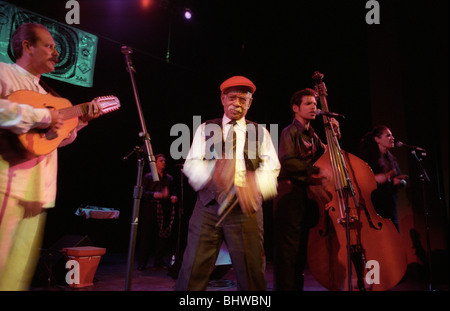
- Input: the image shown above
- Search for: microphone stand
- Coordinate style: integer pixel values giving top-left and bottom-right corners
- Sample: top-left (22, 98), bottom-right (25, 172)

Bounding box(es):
top-left (410, 150), bottom-right (433, 291)
top-left (170, 164), bottom-right (184, 275)
top-left (124, 147), bottom-right (145, 291)
top-left (122, 46), bottom-right (159, 291)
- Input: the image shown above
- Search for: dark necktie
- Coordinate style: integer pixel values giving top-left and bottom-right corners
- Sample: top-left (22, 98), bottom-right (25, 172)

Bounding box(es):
top-left (217, 120), bottom-right (238, 216)
top-left (224, 120), bottom-right (237, 160)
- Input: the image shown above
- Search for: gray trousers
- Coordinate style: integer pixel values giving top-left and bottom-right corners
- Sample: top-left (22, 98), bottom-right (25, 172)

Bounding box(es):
top-left (175, 198), bottom-right (266, 291)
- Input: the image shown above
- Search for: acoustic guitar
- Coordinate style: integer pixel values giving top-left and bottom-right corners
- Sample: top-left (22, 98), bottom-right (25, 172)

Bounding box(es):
top-left (8, 90), bottom-right (120, 156)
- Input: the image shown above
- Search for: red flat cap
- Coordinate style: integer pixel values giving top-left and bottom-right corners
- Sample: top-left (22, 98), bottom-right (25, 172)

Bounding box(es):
top-left (220, 76), bottom-right (256, 94)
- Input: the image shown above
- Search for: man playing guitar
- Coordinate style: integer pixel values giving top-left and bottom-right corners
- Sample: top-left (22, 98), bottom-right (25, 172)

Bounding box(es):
top-left (0, 23), bottom-right (101, 290)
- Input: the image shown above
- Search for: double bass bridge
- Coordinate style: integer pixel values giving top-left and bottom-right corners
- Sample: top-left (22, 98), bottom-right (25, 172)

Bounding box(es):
top-left (338, 216), bottom-right (360, 226)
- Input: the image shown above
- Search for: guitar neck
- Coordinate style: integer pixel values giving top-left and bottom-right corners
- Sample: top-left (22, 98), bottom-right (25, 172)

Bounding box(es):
top-left (59, 103), bottom-right (90, 120)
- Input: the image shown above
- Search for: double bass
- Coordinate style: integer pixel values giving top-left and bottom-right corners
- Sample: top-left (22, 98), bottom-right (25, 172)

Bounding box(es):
top-left (307, 72), bottom-right (407, 291)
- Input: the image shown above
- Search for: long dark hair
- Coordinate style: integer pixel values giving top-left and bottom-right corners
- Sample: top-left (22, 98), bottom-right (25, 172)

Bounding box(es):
top-left (359, 125), bottom-right (390, 166)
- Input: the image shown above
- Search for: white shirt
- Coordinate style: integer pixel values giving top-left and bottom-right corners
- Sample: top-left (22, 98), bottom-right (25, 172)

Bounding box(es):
top-left (183, 114), bottom-right (280, 201)
top-left (0, 62), bottom-right (57, 207)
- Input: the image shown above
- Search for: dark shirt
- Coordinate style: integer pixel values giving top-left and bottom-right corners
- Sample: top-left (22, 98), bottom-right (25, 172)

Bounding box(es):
top-left (361, 151), bottom-right (402, 224)
top-left (278, 119), bottom-right (326, 182)
top-left (364, 151), bottom-right (402, 195)
top-left (142, 172), bottom-right (175, 206)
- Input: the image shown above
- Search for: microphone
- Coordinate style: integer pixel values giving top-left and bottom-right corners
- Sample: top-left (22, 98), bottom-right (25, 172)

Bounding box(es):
top-left (396, 141), bottom-right (427, 154)
top-left (121, 46), bottom-right (133, 55)
top-left (121, 46), bottom-right (134, 69)
top-left (315, 109), bottom-right (345, 119)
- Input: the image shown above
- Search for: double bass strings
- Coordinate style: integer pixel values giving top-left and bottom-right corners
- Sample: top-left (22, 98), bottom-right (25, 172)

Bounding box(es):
top-left (325, 120), bottom-right (347, 219)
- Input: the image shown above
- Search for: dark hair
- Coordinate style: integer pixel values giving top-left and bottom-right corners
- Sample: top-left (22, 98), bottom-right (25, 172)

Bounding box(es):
top-left (289, 88), bottom-right (316, 115)
top-left (11, 23), bottom-right (48, 59)
top-left (155, 153), bottom-right (165, 160)
top-left (290, 88), bottom-right (316, 107)
top-left (359, 125), bottom-right (390, 164)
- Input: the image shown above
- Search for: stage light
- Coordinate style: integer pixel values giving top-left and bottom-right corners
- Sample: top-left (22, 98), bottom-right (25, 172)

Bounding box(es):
top-left (184, 8), bottom-right (192, 20)
top-left (141, 0), bottom-right (152, 9)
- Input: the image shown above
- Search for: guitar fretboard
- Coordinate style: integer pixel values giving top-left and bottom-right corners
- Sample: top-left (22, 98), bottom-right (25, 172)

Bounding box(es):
top-left (59, 103), bottom-right (90, 120)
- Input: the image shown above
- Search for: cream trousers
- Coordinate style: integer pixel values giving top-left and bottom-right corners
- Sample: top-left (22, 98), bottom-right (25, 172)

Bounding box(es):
top-left (0, 194), bottom-right (47, 291)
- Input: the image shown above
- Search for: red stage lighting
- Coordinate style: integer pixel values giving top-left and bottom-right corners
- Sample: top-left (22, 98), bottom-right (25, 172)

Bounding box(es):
top-left (141, 0), bottom-right (152, 9)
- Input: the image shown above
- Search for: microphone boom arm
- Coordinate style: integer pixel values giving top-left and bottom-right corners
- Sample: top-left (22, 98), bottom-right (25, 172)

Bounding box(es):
top-left (121, 46), bottom-right (159, 181)
top-left (316, 109), bottom-right (345, 119)
top-left (122, 45), bottom-right (159, 292)
top-left (396, 141), bottom-right (427, 156)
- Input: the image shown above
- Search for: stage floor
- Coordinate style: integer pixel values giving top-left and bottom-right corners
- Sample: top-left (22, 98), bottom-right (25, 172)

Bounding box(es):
top-left (29, 252), bottom-right (446, 292)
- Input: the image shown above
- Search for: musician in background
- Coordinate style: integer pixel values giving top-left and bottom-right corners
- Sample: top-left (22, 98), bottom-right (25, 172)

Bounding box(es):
top-left (273, 88), bottom-right (339, 291)
top-left (0, 23), bottom-right (100, 290)
top-left (175, 76), bottom-right (280, 290)
top-left (359, 125), bottom-right (407, 231)
top-left (137, 153), bottom-right (178, 271)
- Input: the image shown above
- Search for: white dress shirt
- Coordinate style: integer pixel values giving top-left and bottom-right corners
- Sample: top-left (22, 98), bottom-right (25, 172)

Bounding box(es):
top-left (183, 114), bottom-right (280, 201)
top-left (1, 63), bottom-right (58, 207)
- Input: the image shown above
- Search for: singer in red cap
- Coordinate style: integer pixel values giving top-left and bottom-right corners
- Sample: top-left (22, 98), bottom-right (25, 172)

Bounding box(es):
top-left (175, 75), bottom-right (280, 290)
top-left (220, 75), bottom-right (256, 95)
